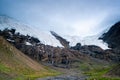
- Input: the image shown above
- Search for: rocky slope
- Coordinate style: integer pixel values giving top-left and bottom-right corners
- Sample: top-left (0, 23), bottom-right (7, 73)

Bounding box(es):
top-left (0, 36), bottom-right (59, 80)
top-left (100, 21), bottom-right (120, 52)
top-left (100, 21), bottom-right (120, 77)
top-left (0, 28), bottom-right (90, 68)
top-left (100, 21), bottom-right (120, 62)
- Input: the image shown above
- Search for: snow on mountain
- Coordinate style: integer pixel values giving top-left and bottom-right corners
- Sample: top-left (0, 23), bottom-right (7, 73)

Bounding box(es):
top-left (63, 34), bottom-right (109, 49)
top-left (0, 15), bottom-right (109, 49)
top-left (0, 15), bottom-right (63, 47)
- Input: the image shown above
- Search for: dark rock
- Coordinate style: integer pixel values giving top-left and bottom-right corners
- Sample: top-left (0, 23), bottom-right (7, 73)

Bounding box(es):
top-left (100, 21), bottom-right (120, 62)
top-left (71, 43), bottom-right (81, 51)
top-left (100, 21), bottom-right (120, 50)
top-left (50, 31), bottom-right (70, 48)
top-left (10, 28), bottom-right (16, 34)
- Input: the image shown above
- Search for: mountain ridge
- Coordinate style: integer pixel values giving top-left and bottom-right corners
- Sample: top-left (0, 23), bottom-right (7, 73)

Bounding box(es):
top-left (0, 15), bottom-right (63, 47)
top-left (0, 15), bottom-right (108, 49)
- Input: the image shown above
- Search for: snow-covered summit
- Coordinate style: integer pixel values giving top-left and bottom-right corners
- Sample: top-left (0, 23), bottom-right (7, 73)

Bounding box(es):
top-left (0, 15), bottom-right (109, 49)
top-left (0, 15), bottom-right (63, 47)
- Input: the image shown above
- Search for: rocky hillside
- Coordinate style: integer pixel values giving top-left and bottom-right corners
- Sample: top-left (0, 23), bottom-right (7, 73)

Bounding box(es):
top-left (0, 28), bottom-right (90, 68)
top-left (100, 21), bottom-right (120, 52)
top-left (100, 21), bottom-right (120, 62)
top-left (100, 21), bottom-right (120, 77)
top-left (70, 43), bottom-right (119, 62)
top-left (0, 36), bottom-right (60, 80)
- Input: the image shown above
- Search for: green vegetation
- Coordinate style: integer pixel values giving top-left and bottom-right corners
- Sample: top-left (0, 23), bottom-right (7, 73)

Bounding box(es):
top-left (73, 59), bottom-right (120, 80)
top-left (0, 37), bottom-right (60, 80)
top-left (85, 65), bottom-right (120, 80)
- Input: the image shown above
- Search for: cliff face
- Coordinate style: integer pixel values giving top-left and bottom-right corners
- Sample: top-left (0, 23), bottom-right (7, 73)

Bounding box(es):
top-left (100, 21), bottom-right (120, 61)
top-left (100, 21), bottom-right (120, 52)
top-left (100, 21), bottom-right (120, 77)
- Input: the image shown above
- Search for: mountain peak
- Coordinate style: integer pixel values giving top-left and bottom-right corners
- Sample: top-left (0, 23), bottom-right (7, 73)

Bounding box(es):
top-left (0, 15), bottom-right (63, 47)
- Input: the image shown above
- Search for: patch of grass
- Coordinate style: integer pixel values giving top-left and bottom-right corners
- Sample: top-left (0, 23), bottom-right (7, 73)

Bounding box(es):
top-left (0, 63), bottom-right (11, 73)
top-left (84, 66), bottom-right (110, 76)
top-left (22, 66), bottom-right (61, 80)
top-left (74, 60), bottom-right (120, 80)
top-left (0, 52), bottom-right (60, 80)
top-left (85, 66), bottom-right (120, 80)
top-left (25, 71), bottom-right (60, 80)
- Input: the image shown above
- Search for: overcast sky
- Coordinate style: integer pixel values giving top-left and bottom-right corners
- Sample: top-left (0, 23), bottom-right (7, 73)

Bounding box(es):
top-left (0, 0), bottom-right (120, 37)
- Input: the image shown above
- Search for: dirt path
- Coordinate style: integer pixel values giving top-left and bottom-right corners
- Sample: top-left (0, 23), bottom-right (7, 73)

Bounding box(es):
top-left (36, 65), bottom-right (88, 80)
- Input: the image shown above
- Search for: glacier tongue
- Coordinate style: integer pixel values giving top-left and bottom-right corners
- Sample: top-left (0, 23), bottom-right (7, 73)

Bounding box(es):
top-left (63, 34), bottom-right (109, 50)
top-left (0, 15), bottom-right (63, 47)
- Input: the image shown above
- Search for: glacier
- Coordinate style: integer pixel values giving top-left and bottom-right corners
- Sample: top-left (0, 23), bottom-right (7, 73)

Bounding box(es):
top-left (0, 15), bottom-right (109, 49)
top-left (0, 15), bottom-right (63, 47)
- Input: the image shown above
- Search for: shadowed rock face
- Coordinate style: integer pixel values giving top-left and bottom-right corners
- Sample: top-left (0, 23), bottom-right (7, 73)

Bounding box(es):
top-left (50, 31), bottom-right (70, 48)
top-left (100, 21), bottom-right (120, 51)
top-left (100, 21), bottom-right (120, 77)
top-left (70, 42), bottom-right (120, 62)
top-left (100, 21), bottom-right (120, 62)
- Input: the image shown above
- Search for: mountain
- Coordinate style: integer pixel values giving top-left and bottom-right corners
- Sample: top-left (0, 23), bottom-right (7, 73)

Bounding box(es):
top-left (100, 21), bottom-right (120, 51)
top-left (100, 21), bottom-right (120, 61)
top-left (0, 15), bottom-right (109, 49)
top-left (100, 21), bottom-right (120, 77)
top-left (0, 28), bottom-right (90, 68)
top-left (0, 15), bottom-right (119, 79)
top-left (0, 15), bottom-right (62, 47)
top-left (0, 36), bottom-right (59, 80)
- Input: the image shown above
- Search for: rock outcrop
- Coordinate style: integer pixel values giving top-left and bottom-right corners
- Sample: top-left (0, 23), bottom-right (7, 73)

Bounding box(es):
top-left (100, 21), bottom-right (120, 61)
top-left (100, 21), bottom-right (120, 52)
top-left (100, 21), bottom-right (120, 77)
top-left (50, 31), bottom-right (70, 48)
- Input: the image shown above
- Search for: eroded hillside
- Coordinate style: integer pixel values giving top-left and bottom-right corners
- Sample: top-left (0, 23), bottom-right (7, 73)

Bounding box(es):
top-left (0, 36), bottom-right (60, 80)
